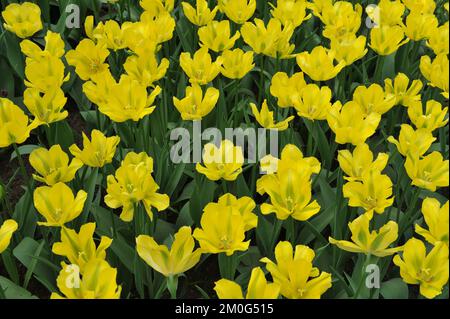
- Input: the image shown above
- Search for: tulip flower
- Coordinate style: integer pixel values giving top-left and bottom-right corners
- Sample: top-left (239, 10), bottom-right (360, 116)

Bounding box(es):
top-left (182, 0), bottom-right (218, 26)
top-left (329, 213), bottom-right (403, 257)
top-left (394, 239), bottom-right (448, 299)
top-left (219, 0), bottom-right (256, 24)
top-left (369, 25), bottom-right (409, 56)
top-left (220, 49), bottom-right (254, 79)
top-left (420, 54), bottom-right (449, 99)
top-left (180, 47), bottom-right (222, 85)
top-left (250, 100), bottom-right (295, 131)
top-left (34, 182), bottom-right (87, 227)
top-left (293, 84), bottom-right (333, 121)
top-left (405, 12), bottom-right (438, 41)
top-left (69, 130), bottom-right (120, 168)
top-left (415, 198), bottom-right (449, 246)
top-left (426, 23), bottom-right (449, 55)
top-left (23, 88), bottom-right (68, 126)
top-left (270, 0), bottom-right (311, 27)
top-left (66, 39), bottom-right (110, 81)
top-left (407, 100), bottom-right (449, 133)
top-left (173, 84), bottom-right (219, 120)
top-left (352, 83), bottom-right (396, 116)
top-left (0, 220), bottom-right (18, 254)
top-left (270, 72), bottom-right (306, 108)
top-left (405, 152), bottom-right (449, 192)
top-left (2, 2), bottom-right (43, 38)
top-left (214, 267), bottom-right (280, 299)
top-left (124, 54), bottom-right (170, 88)
top-left (387, 124), bottom-right (436, 157)
top-left (198, 20), bottom-right (240, 52)
top-left (384, 73), bottom-right (423, 106)
top-left (296, 46), bottom-right (345, 81)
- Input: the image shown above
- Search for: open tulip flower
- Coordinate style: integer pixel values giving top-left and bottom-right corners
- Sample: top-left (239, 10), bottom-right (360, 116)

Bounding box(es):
top-left (0, 0), bottom-right (448, 301)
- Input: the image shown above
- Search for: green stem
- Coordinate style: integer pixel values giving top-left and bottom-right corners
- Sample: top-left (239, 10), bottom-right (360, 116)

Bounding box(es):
top-left (218, 252), bottom-right (238, 280)
top-left (353, 254), bottom-right (373, 299)
top-left (12, 143), bottom-right (33, 194)
top-left (166, 275), bottom-right (178, 299)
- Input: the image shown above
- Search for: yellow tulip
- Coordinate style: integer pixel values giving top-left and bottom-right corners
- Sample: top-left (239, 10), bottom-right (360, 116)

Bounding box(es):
top-left (82, 71), bottom-right (118, 107)
top-left (241, 18), bottom-right (295, 59)
top-left (260, 241), bottom-right (332, 299)
top-left (53, 223), bottom-right (112, 273)
top-left (34, 182), bottom-right (87, 227)
top-left (124, 54), bottom-right (169, 88)
top-left (384, 73), bottom-right (423, 106)
top-left (343, 170), bottom-right (394, 218)
top-left (66, 39), bottom-right (110, 81)
top-left (407, 100), bottom-right (449, 133)
top-left (405, 152), bottom-right (449, 192)
top-left (20, 31), bottom-right (65, 61)
top-left (270, 72), bottom-right (306, 108)
top-left (105, 152), bottom-right (170, 222)
top-left (198, 20), bottom-right (240, 52)
top-left (0, 98), bottom-right (38, 148)
top-left (369, 25), bottom-right (409, 56)
top-left (388, 124), bottom-right (436, 157)
top-left (402, 0), bottom-right (436, 14)
top-left (329, 213), bottom-right (403, 257)
top-left (180, 47), bottom-right (223, 85)
top-left (204, 193), bottom-right (258, 231)
top-left (182, 0), bottom-right (218, 26)
top-left (2, 2), bottom-right (42, 38)
top-left (214, 267), bottom-right (280, 299)
top-left (270, 0), bottom-right (311, 27)
top-left (98, 75), bottom-right (161, 122)
top-left (23, 88), bottom-right (68, 126)
top-left (367, 0), bottom-right (405, 27)
top-left (0, 219), bottom-right (18, 254)
top-left (405, 12), bottom-right (438, 41)
top-left (415, 198), bottom-right (449, 246)
top-left (293, 84), bottom-right (333, 121)
top-left (173, 84), bottom-right (219, 120)
top-left (393, 239), bottom-right (448, 299)
top-left (327, 101), bottom-right (381, 145)
top-left (219, 0), bottom-right (256, 24)
top-left (30, 145), bottom-right (83, 186)
top-left (250, 100), bottom-right (294, 131)
top-left (352, 83), bottom-right (396, 116)
top-left (98, 20), bottom-right (130, 51)
top-left (318, 1), bottom-right (362, 40)
top-left (427, 22), bottom-right (449, 55)
top-left (330, 35), bottom-right (368, 66)
top-left (420, 54), bottom-right (449, 99)
top-left (193, 205), bottom-right (250, 256)
top-left (338, 143), bottom-right (389, 182)
top-left (296, 46), bottom-right (345, 81)
top-left (69, 130), bottom-right (120, 168)
top-left (140, 0), bottom-right (174, 13)
top-left (51, 259), bottom-right (121, 299)
top-left (220, 49), bottom-right (254, 79)
top-left (196, 140), bottom-right (244, 181)
top-left (136, 226), bottom-right (202, 277)
top-left (24, 55), bottom-right (69, 93)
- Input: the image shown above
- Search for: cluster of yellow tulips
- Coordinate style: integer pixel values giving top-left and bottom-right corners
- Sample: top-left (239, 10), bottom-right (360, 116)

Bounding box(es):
top-left (0, 0), bottom-right (448, 300)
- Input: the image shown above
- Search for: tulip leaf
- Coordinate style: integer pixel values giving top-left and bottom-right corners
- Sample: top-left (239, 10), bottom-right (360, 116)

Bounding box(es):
top-left (380, 278), bottom-right (409, 299)
top-left (0, 276), bottom-right (38, 299)
top-left (3, 32), bottom-right (24, 79)
top-left (9, 144), bottom-right (40, 161)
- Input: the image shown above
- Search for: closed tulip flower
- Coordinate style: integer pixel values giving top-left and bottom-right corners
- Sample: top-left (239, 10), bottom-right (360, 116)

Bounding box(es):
top-left (34, 182), bottom-right (87, 227)
top-left (394, 239), bottom-right (448, 299)
top-left (196, 140), bottom-right (244, 181)
top-left (405, 152), bottom-right (449, 192)
top-left (51, 259), bottom-right (121, 299)
top-left (330, 35), bottom-right (368, 66)
top-left (52, 223), bottom-right (112, 272)
top-left (369, 25), bottom-right (409, 56)
top-left (329, 213), bottom-right (403, 257)
top-left (24, 55), bottom-right (69, 92)
top-left (136, 226), bottom-right (202, 277)
top-left (343, 170), bottom-right (394, 218)
top-left (420, 54), bottom-right (449, 99)
top-left (367, 0), bottom-right (405, 27)
top-left (338, 143), bottom-right (389, 182)
top-left (69, 130), bottom-right (120, 168)
top-left (407, 100), bottom-right (448, 133)
top-left (270, 72), bottom-right (306, 108)
top-left (30, 145), bottom-right (83, 186)
top-left (405, 12), bottom-right (438, 41)
top-left (415, 198), bottom-right (449, 246)
top-left (219, 0), bottom-right (256, 24)
top-left (293, 84), bottom-right (333, 121)
top-left (180, 47), bottom-right (223, 85)
top-left (319, 1), bottom-right (362, 40)
top-left (0, 219), bottom-right (18, 254)
top-left (387, 124), bottom-right (436, 157)
top-left (2, 2), bottom-right (43, 38)
top-left (214, 267), bottom-right (280, 299)
top-left (384, 73), bottom-right (423, 106)
top-left (402, 0), bottom-right (436, 14)
top-left (426, 23), bottom-right (449, 55)
top-left (250, 100), bottom-right (295, 131)
top-left (270, 0), bottom-right (311, 27)
top-left (198, 20), bottom-right (240, 52)
top-left (193, 205), bottom-right (250, 256)
top-left (261, 241), bottom-right (332, 299)
top-left (220, 49), bottom-right (254, 79)
top-left (327, 101), bottom-right (381, 145)
top-left (0, 98), bottom-right (39, 148)
top-left (173, 84), bottom-right (219, 120)
top-left (296, 46), bottom-right (345, 81)
top-left (182, 0), bottom-right (218, 26)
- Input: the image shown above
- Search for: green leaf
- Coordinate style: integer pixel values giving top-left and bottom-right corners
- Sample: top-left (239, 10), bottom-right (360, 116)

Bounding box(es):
top-left (10, 145), bottom-right (40, 161)
top-left (380, 278), bottom-right (409, 299)
top-left (3, 32), bottom-right (24, 79)
top-left (0, 276), bottom-right (38, 299)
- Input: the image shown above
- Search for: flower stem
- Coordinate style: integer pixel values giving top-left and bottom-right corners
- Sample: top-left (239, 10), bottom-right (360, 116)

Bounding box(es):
top-left (12, 143), bottom-right (33, 195)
